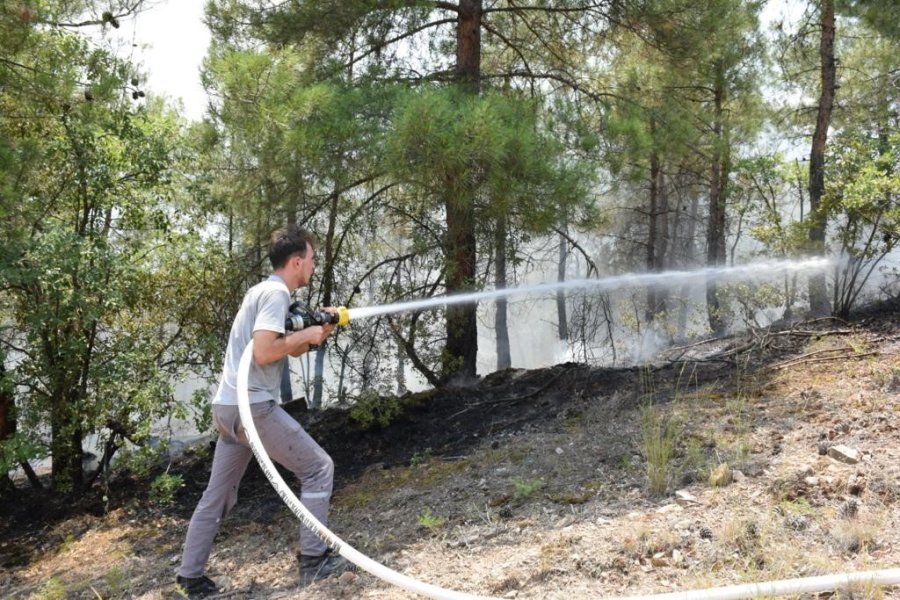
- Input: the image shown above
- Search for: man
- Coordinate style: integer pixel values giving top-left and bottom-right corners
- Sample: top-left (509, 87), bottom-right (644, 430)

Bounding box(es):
top-left (176, 225), bottom-right (351, 598)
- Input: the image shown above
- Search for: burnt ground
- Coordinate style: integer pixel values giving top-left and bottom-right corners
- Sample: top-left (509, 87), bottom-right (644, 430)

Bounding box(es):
top-left (2, 297), bottom-right (900, 599)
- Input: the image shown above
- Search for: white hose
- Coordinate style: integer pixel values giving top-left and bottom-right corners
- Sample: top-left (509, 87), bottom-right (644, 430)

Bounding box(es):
top-left (612, 569), bottom-right (900, 600)
top-left (237, 340), bottom-right (499, 600)
top-left (237, 341), bottom-right (900, 600)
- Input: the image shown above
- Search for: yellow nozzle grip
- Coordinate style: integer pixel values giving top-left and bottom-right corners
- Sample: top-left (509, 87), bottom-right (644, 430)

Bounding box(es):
top-left (336, 306), bottom-right (350, 326)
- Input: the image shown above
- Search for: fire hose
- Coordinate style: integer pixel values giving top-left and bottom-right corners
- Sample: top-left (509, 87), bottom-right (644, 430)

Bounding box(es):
top-left (237, 338), bottom-right (498, 600)
top-left (236, 323), bottom-right (900, 599)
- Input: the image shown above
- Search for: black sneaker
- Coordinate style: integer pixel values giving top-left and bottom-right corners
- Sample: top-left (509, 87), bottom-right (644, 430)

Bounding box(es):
top-left (298, 549), bottom-right (354, 586)
top-left (175, 574), bottom-right (218, 598)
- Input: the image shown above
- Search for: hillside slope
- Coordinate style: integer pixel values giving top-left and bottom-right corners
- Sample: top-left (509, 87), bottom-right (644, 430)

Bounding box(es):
top-left (2, 299), bottom-right (899, 599)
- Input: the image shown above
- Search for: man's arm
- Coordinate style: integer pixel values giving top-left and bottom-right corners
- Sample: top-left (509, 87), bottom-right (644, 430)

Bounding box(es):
top-left (253, 325), bottom-right (334, 366)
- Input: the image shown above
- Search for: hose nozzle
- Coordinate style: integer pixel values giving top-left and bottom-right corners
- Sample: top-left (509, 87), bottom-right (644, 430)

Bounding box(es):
top-left (285, 303), bottom-right (350, 331)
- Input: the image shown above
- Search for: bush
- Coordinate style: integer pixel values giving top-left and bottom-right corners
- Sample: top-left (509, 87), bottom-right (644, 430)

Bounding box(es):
top-left (416, 507), bottom-right (446, 530)
top-left (513, 478), bottom-right (544, 499)
top-left (149, 472), bottom-right (184, 505)
top-left (350, 391), bottom-right (402, 429)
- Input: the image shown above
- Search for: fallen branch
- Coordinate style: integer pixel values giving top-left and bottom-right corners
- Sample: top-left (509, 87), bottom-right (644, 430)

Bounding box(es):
top-left (665, 335), bottom-right (733, 353)
top-left (772, 350), bottom-right (880, 370)
top-left (772, 347), bottom-right (853, 368)
top-left (768, 328), bottom-right (856, 337)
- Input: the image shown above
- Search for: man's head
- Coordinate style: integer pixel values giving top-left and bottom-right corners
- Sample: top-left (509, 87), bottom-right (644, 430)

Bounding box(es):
top-left (269, 225), bottom-right (317, 290)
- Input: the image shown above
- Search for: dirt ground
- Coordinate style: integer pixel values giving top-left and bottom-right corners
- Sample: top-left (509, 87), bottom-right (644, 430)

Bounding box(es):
top-left (2, 298), bottom-right (900, 600)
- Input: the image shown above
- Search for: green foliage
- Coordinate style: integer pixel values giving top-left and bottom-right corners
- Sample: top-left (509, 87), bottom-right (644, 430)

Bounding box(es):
top-left (0, 12), bottom-right (231, 495)
top-left (410, 448), bottom-right (432, 468)
top-left (824, 130), bottom-right (900, 314)
top-left (416, 507), bottom-right (446, 530)
top-left (780, 497), bottom-right (816, 517)
top-left (837, 0), bottom-right (900, 39)
top-left (33, 576), bottom-right (67, 600)
top-left (115, 442), bottom-right (168, 478)
top-left (389, 88), bottom-right (588, 229)
top-left (149, 471), bottom-right (184, 506)
top-left (513, 478), bottom-right (544, 499)
top-left (349, 390), bottom-right (402, 429)
top-left (0, 431), bottom-right (47, 474)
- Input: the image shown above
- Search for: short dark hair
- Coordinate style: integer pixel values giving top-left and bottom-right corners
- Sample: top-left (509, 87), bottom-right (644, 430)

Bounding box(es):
top-left (269, 225), bottom-right (316, 269)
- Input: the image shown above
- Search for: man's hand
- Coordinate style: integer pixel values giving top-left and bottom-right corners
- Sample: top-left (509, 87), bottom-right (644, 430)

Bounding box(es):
top-left (304, 323), bottom-right (334, 347)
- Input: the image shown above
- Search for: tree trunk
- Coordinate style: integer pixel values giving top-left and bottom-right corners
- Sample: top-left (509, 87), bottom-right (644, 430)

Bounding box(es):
top-left (706, 61), bottom-right (729, 335)
top-left (677, 192), bottom-right (701, 341)
top-left (50, 399), bottom-right (83, 495)
top-left (0, 363), bottom-right (17, 496)
top-left (456, 0), bottom-right (482, 94)
top-left (494, 215), bottom-right (511, 370)
top-left (0, 363), bottom-right (13, 448)
top-left (443, 0), bottom-right (482, 381)
top-left (556, 230), bottom-right (568, 343)
top-left (444, 193), bottom-right (479, 380)
top-left (396, 344), bottom-right (408, 396)
top-left (646, 144), bottom-right (664, 322)
top-left (312, 190), bottom-right (340, 408)
top-left (807, 0), bottom-right (835, 316)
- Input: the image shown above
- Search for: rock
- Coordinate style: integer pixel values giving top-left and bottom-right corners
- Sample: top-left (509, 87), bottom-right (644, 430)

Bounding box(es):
top-left (651, 553), bottom-right (669, 567)
top-left (709, 463), bottom-right (732, 487)
top-left (733, 470), bottom-right (746, 483)
top-left (828, 444), bottom-right (861, 464)
top-left (674, 490), bottom-right (699, 505)
top-left (338, 570), bottom-right (359, 584)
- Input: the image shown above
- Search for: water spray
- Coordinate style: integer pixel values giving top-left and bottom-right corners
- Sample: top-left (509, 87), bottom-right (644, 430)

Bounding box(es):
top-left (286, 258), bottom-right (831, 329)
top-left (237, 255), bottom-right (900, 598)
top-left (344, 257), bottom-right (833, 322)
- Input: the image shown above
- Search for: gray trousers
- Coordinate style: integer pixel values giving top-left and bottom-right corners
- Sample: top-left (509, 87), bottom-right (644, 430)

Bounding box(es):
top-left (178, 401), bottom-right (333, 578)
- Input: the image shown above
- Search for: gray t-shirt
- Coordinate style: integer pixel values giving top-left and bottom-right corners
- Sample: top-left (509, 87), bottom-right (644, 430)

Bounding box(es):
top-left (212, 275), bottom-right (290, 405)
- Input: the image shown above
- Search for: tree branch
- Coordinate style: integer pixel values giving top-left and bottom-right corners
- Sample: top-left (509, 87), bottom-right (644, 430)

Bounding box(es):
top-left (38, 1), bottom-right (146, 28)
top-left (483, 3), bottom-right (607, 15)
top-left (339, 18), bottom-right (457, 75)
top-left (552, 227), bottom-right (600, 277)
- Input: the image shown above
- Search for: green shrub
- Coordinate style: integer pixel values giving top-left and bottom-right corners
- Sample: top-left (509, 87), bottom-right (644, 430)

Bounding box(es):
top-left (513, 478), bottom-right (544, 499)
top-left (350, 391), bottom-right (402, 429)
top-left (33, 577), bottom-right (67, 600)
top-left (150, 472), bottom-right (184, 505)
top-left (416, 507), bottom-right (446, 530)
top-left (410, 448), bottom-right (433, 468)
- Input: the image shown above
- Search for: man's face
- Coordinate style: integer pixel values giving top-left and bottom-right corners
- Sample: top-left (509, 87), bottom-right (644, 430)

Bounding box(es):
top-left (294, 245), bottom-right (316, 287)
